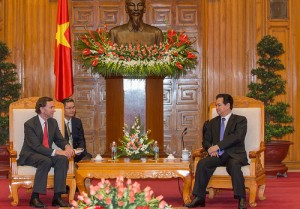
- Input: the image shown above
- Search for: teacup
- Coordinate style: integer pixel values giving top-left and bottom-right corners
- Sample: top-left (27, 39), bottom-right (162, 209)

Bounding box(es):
top-left (95, 154), bottom-right (102, 160)
top-left (181, 149), bottom-right (191, 161)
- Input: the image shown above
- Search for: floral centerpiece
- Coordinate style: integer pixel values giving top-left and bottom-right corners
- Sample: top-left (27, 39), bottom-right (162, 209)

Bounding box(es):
top-left (75, 25), bottom-right (198, 78)
top-left (71, 176), bottom-right (172, 209)
top-left (118, 117), bottom-right (154, 160)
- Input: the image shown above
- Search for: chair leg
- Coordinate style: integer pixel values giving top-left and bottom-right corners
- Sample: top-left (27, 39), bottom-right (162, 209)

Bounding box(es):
top-left (10, 183), bottom-right (20, 206)
top-left (208, 188), bottom-right (215, 199)
top-left (258, 184), bottom-right (266, 201)
top-left (248, 184), bottom-right (258, 207)
top-left (67, 178), bottom-right (76, 203)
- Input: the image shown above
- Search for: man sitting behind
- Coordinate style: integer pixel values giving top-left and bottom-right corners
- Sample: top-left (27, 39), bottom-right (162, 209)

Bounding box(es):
top-left (62, 98), bottom-right (92, 162)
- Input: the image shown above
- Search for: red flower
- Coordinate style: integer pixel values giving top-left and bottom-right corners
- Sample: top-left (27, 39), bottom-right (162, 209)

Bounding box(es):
top-left (82, 48), bottom-right (91, 55)
top-left (91, 59), bottom-right (98, 66)
top-left (179, 32), bottom-right (189, 44)
top-left (176, 62), bottom-right (183, 69)
top-left (167, 30), bottom-right (177, 43)
top-left (187, 52), bottom-right (197, 59)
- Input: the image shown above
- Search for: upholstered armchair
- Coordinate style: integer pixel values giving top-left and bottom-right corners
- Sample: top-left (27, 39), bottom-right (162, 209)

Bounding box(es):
top-left (8, 97), bottom-right (76, 206)
top-left (192, 96), bottom-right (266, 207)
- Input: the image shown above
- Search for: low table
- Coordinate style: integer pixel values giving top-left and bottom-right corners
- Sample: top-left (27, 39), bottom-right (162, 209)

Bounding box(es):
top-left (76, 158), bottom-right (192, 204)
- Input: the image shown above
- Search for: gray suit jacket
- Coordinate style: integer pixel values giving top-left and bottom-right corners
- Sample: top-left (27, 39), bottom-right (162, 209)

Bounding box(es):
top-left (202, 114), bottom-right (248, 165)
top-left (17, 115), bottom-right (69, 165)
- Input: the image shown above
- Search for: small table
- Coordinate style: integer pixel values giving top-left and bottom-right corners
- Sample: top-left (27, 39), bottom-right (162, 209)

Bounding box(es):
top-left (76, 158), bottom-right (192, 204)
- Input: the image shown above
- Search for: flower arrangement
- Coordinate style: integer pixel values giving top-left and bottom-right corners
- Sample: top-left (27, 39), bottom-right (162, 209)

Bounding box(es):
top-left (75, 25), bottom-right (198, 78)
top-left (118, 117), bottom-right (154, 160)
top-left (71, 176), bottom-right (172, 209)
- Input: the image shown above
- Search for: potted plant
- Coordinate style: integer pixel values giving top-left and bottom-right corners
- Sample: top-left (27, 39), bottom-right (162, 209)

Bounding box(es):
top-left (247, 35), bottom-right (294, 177)
top-left (0, 41), bottom-right (21, 178)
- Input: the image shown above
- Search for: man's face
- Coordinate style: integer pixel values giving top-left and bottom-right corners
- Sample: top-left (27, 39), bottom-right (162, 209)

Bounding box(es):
top-left (64, 101), bottom-right (76, 119)
top-left (40, 101), bottom-right (55, 119)
top-left (126, 0), bottom-right (145, 21)
top-left (215, 97), bottom-right (231, 117)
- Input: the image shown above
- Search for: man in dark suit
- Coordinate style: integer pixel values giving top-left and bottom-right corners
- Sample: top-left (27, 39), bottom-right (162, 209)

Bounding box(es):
top-left (61, 98), bottom-right (92, 162)
top-left (186, 94), bottom-right (248, 209)
top-left (17, 97), bottom-right (73, 208)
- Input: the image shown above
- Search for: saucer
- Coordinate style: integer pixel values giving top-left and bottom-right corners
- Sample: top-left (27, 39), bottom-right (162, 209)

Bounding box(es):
top-left (92, 158), bottom-right (104, 162)
top-left (74, 148), bottom-right (84, 155)
top-left (181, 158), bottom-right (190, 161)
top-left (165, 157), bottom-right (176, 161)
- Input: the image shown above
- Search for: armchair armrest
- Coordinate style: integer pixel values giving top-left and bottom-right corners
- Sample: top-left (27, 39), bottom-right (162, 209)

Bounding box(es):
top-left (192, 147), bottom-right (208, 159)
top-left (192, 147), bottom-right (208, 174)
top-left (248, 142), bottom-right (265, 176)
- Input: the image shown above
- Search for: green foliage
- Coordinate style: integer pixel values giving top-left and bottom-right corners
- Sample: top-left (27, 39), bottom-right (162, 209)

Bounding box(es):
top-left (0, 42), bottom-right (21, 145)
top-left (247, 35), bottom-right (294, 142)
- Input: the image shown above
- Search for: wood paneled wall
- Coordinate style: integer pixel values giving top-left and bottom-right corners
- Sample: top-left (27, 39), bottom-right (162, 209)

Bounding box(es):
top-left (1, 0), bottom-right (300, 169)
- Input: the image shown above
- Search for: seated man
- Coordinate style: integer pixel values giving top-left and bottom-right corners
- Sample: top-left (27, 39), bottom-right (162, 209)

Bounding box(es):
top-left (62, 98), bottom-right (92, 162)
top-left (186, 94), bottom-right (248, 209)
top-left (17, 96), bottom-right (73, 208)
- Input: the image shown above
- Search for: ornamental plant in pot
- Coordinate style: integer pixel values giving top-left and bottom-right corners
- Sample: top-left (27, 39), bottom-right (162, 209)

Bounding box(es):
top-left (247, 35), bottom-right (294, 177)
top-left (0, 42), bottom-right (21, 178)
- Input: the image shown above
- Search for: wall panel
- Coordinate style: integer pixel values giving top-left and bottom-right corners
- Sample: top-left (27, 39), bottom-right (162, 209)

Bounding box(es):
top-left (2, 0), bottom-right (300, 169)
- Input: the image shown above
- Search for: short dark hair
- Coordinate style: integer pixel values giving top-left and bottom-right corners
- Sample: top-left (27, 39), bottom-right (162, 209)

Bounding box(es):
top-left (61, 98), bottom-right (75, 107)
top-left (35, 97), bottom-right (53, 114)
top-left (216, 93), bottom-right (233, 110)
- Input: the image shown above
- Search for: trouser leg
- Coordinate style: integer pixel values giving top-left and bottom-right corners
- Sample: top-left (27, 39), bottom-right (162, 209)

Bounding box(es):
top-left (193, 156), bottom-right (223, 198)
top-left (52, 155), bottom-right (69, 194)
top-left (226, 158), bottom-right (246, 198)
top-left (25, 153), bottom-right (52, 194)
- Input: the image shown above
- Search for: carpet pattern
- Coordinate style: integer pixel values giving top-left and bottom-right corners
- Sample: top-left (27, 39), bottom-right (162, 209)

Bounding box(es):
top-left (0, 172), bottom-right (299, 209)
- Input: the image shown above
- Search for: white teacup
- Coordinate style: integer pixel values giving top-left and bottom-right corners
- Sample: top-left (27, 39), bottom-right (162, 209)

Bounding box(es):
top-left (95, 154), bottom-right (102, 160)
top-left (181, 149), bottom-right (191, 161)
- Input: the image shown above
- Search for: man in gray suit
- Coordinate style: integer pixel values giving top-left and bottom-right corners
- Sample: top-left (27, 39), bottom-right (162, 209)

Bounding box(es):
top-left (17, 97), bottom-right (74, 208)
top-left (186, 94), bottom-right (248, 209)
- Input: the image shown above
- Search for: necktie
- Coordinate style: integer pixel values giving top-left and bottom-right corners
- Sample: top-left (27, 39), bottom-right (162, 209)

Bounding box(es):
top-left (219, 118), bottom-right (226, 155)
top-left (67, 121), bottom-right (73, 148)
top-left (43, 121), bottom-right (49, 148)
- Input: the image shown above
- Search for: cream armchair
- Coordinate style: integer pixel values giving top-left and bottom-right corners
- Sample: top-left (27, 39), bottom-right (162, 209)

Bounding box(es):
top-left (8, 97), bottom-right (76, 206)
top-left (192, 96), bottom-right (266, 207)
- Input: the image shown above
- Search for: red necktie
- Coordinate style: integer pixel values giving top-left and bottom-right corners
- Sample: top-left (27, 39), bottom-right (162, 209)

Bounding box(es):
top-left (43, 121), bottom-right (49, 148)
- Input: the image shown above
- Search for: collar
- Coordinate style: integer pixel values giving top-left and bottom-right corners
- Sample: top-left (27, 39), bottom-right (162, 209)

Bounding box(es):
top-left (64, 118), bottom-right (72, 124)
top-left (222, 112), bottom-right (232, 121)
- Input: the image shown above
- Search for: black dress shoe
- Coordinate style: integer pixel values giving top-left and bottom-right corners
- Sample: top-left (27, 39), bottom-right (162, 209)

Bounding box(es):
top-left (29, 198), bottom-right (46, 208)
top-left (185, 196), bottom-right (205, 208)
top-left (238, 197), bottom-right (247, 209)
top-left (52, 197), bottom-right (71, 207)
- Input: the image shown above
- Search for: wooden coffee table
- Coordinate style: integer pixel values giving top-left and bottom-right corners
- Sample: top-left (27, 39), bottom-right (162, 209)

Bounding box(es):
top-left (76, 158), bottom-right (192, 204)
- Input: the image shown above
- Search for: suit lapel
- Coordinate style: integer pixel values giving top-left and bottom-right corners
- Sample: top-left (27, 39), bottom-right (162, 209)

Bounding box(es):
top-left (224, 114), bottom-right (235, 136)
top-left (34, 115), bottom-right (44, 144)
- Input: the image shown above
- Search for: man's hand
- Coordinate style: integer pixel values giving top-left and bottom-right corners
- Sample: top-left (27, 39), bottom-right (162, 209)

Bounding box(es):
top-left (65, 145), bottom-right (75, 158)
top-left (208, 145), bottom-right (220, 156)
top-left (55, 145), bottom-right (74, 159)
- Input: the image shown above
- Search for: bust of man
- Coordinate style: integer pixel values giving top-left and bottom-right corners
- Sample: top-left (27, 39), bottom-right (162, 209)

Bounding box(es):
top-left (109, 0), bottom-right (163, 45)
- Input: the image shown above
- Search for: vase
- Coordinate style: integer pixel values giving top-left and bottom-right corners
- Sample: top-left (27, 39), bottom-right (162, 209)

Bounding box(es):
top-left (129, 155), bottom-right (144, 160)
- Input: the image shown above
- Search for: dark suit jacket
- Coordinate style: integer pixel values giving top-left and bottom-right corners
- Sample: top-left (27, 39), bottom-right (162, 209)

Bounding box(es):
top-left (202, 114), bottom-right (248, 165)
top-left (17, 115), bottom-right (69, 166)
top-left (64, 117), bottom-right (89, 162)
